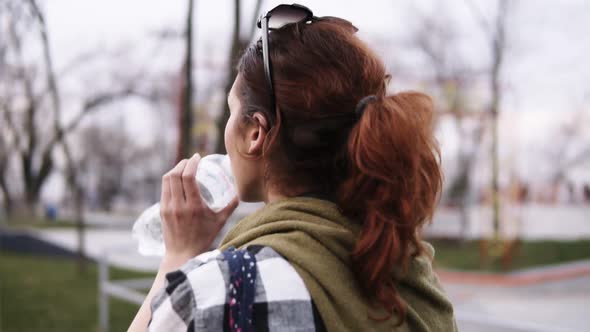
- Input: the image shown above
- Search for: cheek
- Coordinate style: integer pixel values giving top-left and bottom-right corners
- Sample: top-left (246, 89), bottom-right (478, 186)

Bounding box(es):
top-left (224, 112), bottom-right (241, 157)
top-left (224, 115), bottom-right (242, 184)
top-left (223, 116), bottom-right (232, 153)
top-left (223, 115), bottom-right (255, 201)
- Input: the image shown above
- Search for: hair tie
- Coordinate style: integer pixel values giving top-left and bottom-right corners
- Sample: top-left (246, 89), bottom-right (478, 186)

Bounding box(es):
top-left (355, 95), bottom-right (377, 120)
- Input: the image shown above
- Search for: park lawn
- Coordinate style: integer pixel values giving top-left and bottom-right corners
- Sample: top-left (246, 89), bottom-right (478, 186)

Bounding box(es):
top-left (0, 252), bottom-right (154, 332)
top-left (3, 216), bottom-right (89, 229)
top-left (429, 238), bottom-right (590, 272)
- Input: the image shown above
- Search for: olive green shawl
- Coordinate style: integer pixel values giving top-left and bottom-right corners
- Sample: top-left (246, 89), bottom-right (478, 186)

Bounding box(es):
top-left (219, 197), bottom-right (457, 331)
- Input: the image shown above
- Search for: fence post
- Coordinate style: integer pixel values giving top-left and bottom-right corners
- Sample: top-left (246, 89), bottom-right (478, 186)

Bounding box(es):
top-left (98, 251), bottom-right (110, 332)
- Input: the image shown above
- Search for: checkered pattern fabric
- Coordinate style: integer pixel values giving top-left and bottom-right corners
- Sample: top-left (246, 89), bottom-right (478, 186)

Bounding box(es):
top-left (148, 245), bottom-right (326, 331)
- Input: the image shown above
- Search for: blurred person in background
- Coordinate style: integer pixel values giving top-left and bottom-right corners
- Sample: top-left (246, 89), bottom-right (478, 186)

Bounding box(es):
top-left (129, 3), bottom-right (456, 331)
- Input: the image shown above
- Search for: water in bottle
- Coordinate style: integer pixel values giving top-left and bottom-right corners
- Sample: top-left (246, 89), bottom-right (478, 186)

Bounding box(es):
top-left (132, 154), bottom-right (236, 256)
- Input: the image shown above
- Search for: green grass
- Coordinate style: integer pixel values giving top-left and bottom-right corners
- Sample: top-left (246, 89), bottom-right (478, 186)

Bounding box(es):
top-left (429, 238), bottom-right (590, 272)
top-left (2, 216), bottom-right (87, 229)
top-left (0, 252), bottom-right (155, 332)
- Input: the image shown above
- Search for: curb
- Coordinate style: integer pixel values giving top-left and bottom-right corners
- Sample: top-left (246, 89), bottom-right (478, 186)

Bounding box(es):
top-left (436, 260), bottom-right (590, 286)
top-left (0, 228), bottom-right (94, 261)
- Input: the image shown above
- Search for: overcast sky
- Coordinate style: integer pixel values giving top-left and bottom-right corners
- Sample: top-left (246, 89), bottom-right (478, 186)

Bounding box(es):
top-left (44, 0), bottom-right (590, 106)
top-left (34, 0), bottom-right (590, 192)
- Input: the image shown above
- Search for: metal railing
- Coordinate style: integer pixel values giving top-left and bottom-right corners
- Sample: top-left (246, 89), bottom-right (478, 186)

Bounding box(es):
top-left (98, 247), bottom-right (153, 332)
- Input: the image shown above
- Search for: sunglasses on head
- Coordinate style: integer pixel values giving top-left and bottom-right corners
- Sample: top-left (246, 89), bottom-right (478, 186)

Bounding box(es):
top-left (256, 3), bottom-right (358, 121)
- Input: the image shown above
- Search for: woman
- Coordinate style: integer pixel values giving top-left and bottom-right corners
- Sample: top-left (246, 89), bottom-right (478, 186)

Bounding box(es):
top-left (130, 4), bottom-right (456, 331)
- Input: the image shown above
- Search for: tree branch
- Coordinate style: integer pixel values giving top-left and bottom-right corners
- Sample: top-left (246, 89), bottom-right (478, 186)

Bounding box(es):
top-left (7, 11), bottom-right (38, 156)
top-left (0, 99), bottom-right (23, 154)
top-left (463, 0), bottom-right (494, 41)
top-left (38, 87), bottom-right (152, 162)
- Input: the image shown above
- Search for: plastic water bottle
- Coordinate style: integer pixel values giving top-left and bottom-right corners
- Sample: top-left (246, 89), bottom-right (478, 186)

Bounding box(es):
top-left (132, 154), bottom-right (236, 257)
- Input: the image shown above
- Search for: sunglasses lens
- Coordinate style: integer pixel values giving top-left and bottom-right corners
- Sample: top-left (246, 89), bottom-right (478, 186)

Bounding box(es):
top-left (268, 5), bottom-right (311, 29)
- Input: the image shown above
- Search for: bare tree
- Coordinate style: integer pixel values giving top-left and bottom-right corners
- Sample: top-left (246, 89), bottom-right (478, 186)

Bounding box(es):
top-left (0, 1), bottom-right (157, 213)
top-left (405, 6), bottom-right (488, 240)
top-left (465, 0), bottom-right (511, 239)
top-left (215, 0), bottom-right (263, 153)
top-left (1, 0), bottom-right (163, 272)
top-left (28, 0), bottom-right (91, 272)
top-left (458, 0), bottom-right (517, 268)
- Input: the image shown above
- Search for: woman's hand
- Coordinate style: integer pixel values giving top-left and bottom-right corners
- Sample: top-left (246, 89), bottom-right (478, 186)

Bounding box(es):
top-left (129, 153), bottom-right (238, 332)
top-left (160, 153), bottom-right (239, 261)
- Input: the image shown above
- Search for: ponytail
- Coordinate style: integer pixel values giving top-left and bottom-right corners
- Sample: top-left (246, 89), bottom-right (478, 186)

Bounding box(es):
top-left (338, 92), bottom-right (443, 323)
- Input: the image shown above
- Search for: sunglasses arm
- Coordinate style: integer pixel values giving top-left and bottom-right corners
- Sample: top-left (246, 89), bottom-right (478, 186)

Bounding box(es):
top-left (260, 16), bottom-right (277, 114)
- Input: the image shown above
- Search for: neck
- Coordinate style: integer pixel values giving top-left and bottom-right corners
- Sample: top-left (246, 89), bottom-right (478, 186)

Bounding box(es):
top-left (265, 189), bottom-right (289, 204)
top-left (264, 184), bottom-right (314, 204)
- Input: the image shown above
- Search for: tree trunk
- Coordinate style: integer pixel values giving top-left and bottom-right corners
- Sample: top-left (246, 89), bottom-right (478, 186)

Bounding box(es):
top-left (176, 0), bottom-right (194, 162)
top-left (0, 171), bottom-right (13, 218)
top-left (216, 0), bottom-right (242, 154)
top-left (215, 0), bottom-right (262, 154)
top-left (61, 135), bottom-right (88, 272)
top-left (490, 0), bottom-right (508, 240)
top-left (74, 185), bottom-right (87, 273)
top-left (23, 181), bottom-right (41, 215)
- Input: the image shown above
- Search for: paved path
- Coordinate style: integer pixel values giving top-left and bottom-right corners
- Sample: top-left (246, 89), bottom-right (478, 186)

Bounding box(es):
top-left (445, 276), bottom-right (590, 331)
top-left (27, 227), bottom-right (160, 271)
top-left (438, 260), bottom-right (590, 286)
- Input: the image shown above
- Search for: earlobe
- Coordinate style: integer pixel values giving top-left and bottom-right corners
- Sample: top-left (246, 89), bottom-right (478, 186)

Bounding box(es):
top-left (247, 113), bottom-right (268, 156)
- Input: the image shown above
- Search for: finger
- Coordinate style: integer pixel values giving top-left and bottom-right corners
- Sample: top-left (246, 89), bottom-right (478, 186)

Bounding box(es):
top-left (217, 196), bottom-right (239, 222)
top-left (182, 153), bottom-right (202, 205)
top-left (170, 159), bottom-right (189, 203)
top-left (160, 172), bottom-right (172, 207)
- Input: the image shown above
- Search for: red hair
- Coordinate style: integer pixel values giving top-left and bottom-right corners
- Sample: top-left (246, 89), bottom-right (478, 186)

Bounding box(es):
top-left (237, 18), bottom-right (442, 323)
top-left (339, 93), bottom-right (441, 322)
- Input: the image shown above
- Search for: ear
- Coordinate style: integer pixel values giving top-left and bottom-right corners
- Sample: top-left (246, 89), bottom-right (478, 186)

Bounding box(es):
top-left (245, 112), bottom-right (268, 156)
